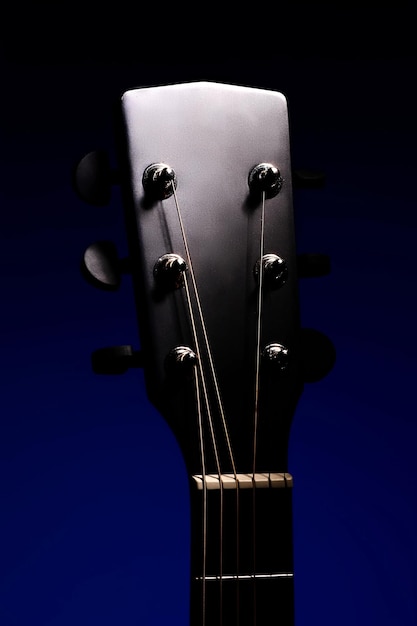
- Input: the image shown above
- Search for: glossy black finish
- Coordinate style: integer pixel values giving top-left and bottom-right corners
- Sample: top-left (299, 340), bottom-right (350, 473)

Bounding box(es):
top-left (81, 240), bottom-right (124, 291)
top-left (142, 162), bottom-right (177, 200)
top-left (73, 150), bottom-right (116, 206)
top-left (248, 162), bottom-right (284, 198)
top-left (254, 253), bottom-right (288, 290)
top-left (300, 327), bottom-right (336, 383)
top-left (91, 345), bottom-right (143, 375)
top-left (292, 168), bottom-right (326, 189)
top-left (297, 252), bottom-right (331, 278)
top-left (153, 253), bottom-right (187, 290)
top-left (116, 82), bottom-right (303, 476)
top-left (262, 342), bottom-right (290, 372)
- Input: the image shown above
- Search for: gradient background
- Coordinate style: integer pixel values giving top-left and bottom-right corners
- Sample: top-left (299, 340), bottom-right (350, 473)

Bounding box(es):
top-left (0, 7), bottom-right (416, 626)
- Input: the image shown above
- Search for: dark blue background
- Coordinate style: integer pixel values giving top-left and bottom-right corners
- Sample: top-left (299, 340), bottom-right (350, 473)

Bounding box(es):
top-left (0, 11), bottom-right (416, 625)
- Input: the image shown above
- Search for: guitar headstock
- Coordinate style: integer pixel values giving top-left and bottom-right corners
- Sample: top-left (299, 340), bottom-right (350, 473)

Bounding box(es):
top-left (75, 81), bottom-right (335, 478)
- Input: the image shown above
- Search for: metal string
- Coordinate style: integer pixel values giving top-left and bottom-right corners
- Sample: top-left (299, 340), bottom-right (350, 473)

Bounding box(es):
top-left (182, 273), bottom-right (208, 625)
top-left (252, 189), bottom-right (267, 625)
top-left (171, 183), bottom-right (239, 625)
top-left (253, 189), bottom-right (266, 476)
top-left (172, 186), bottom-right (237, 479)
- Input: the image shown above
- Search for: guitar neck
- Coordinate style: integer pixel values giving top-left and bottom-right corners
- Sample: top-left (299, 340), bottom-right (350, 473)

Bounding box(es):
top-left (76, 81), bottom-right (305, 626)
top-left (74, 79), bottom-right (335, 626)
top-left (189, 473), bottom-right (295, 626)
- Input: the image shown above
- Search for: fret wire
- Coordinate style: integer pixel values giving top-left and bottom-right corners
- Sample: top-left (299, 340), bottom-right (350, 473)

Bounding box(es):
top-left (197, 573), bottom-right (294, 581)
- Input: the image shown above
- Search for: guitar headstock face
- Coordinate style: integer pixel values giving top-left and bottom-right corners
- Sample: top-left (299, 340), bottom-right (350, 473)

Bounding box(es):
top-left (115, 81), bottom-right (303, 476)
top-left (73, 80), bottom-right (337, 626)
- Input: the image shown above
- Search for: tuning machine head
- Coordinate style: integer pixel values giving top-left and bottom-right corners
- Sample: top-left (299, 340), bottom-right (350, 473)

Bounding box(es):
top-left (254, 254), bottom-right (288, 290)
top-left (153, 253), bottom-right (187, 291)
top-left (292, 169), bottom-right (326, 189)
top-left (73, 150), bottom-right (118, 206)
top-left (81, 241), bottom-right (130, 291)
top-left (300, 328), bottom-right (336, 382)
top-left (142, 163), bottom-right (177, 200)
top-left (262, 342), bottom-right (290, 373)
top-left (248, 162), bottom-right (283, 198)
top-left (165, 346), bottom-right (198, 380)
top-left (91, 345), bottom-right (143, 375)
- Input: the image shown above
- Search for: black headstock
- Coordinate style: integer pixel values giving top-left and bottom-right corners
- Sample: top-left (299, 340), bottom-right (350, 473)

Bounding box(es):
top-left (74, 81), bottom-right (335, 475)
top-left (73, 80), bottom-right (336, 626)
top-left (116, 82), bottom-right (301, 474)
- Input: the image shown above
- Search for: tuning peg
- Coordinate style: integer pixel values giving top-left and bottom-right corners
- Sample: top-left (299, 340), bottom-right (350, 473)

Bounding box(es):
top-left (73, 150), bottom-right (119, 205)
top-left (81, 241), bottom-right (130, 291)
top-left (300, 328), bottom-right (336, 383)
top-left (91, 345), bottom-right (143, 375)
top-left (297, 253), bottom-right (331, 278)
top-left (292, 169), bottom-right (326, 189)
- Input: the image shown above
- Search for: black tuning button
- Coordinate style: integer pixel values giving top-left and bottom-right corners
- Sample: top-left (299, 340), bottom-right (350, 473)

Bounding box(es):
top-left (254, 254), bottom-right (288, 290)
top-left (297, 253), bottom-right (331, 278)
top-left (91, 345), bottom-right (143, 375)
top-left (153, 253), bottom-right (187, 290)
top-left (248, 162), bottom-right (283, 198)
top-left (262, 343), bottom-right (290, 373)
top-left (165, 346), bottom-right (198, 376)
top-left (300, 328), bottom-right (336, 383)
top-left (292, 169), bottom-right (326, 189)
top-left (81, 241), bottom-right (130, 291)
top-left (142, 163), bottom-right (177, 200)
top-left (73, 150), bottom-right (118, 206)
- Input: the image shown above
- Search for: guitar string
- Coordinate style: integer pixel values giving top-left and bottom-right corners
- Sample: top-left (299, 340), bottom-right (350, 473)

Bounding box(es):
top-left (175, 230), bottom-right (221, 626)
top-left (253, 189), bottom-right (266, 476)
top-left (182, 273), bottom-right (208, 626)
top-left (172, 183), bottom-right (268, 625)
top-left (172, 188), bottom-right (224, 626)
top-left (196, 372), bottom-right (208, 626)
top-left (172, 185), bottom-right (238, 479)
top-left (171, 183), bottom-right (239, 625)
top-left (252, 189), bottom-right (267, 625)
top-left (171, 184), bottom-right (224, 476)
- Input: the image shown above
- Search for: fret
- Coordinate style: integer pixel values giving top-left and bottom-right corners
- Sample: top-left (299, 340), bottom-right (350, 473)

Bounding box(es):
top-left (197, 573), bottom-right (293, 581)
top-left (191, 576), bottom-right (295, 626)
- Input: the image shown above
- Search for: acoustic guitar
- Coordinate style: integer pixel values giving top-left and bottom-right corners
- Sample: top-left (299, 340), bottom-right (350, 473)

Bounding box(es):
top-left (74, 80), bottom-right (334, 626)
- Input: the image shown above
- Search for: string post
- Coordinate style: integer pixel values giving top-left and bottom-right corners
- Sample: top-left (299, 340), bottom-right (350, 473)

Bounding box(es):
top-left (142, 162), bottom-right (177, 199)
top-left (165, 345), bottom-right (198, 377)
top-left (254, 253), bottom-right (288, 290)
top-left (262, 343), bottom-right (290, 373)
top-left (248, 162), bottom-right (283, 198)
top-left (153, 253), bottom-right (187, 290)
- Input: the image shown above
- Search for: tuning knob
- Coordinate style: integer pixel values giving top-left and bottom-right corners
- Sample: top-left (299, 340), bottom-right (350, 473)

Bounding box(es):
top-left (292, 169), bottom-right (326, 189)
top-left (300, 328), bottom-right (336, 382)
top-left (248, 162), bottom-right (283, 198)
top-left (91, 345), bottom-right (143, 375)
top-left (73, 150), bottom-right (118, 205)
top-left (262, 343), bottom-right (290, 372)
top-left (297, 253), bottom-right (331, 278)
top-left (81, 241), bottom-right (130, 291)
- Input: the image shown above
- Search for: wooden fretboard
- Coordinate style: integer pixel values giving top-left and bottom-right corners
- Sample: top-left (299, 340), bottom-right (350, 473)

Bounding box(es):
top-left (189, 473), bottom-right (295, 626)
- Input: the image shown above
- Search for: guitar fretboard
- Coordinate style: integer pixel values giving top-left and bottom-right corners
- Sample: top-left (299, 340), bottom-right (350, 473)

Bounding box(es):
top-left (189, 473), bottom-right (295, 625)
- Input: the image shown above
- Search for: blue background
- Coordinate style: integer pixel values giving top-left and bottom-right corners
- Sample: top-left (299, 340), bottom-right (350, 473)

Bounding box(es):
top-left (0, 10), bottom-right (416, 625)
